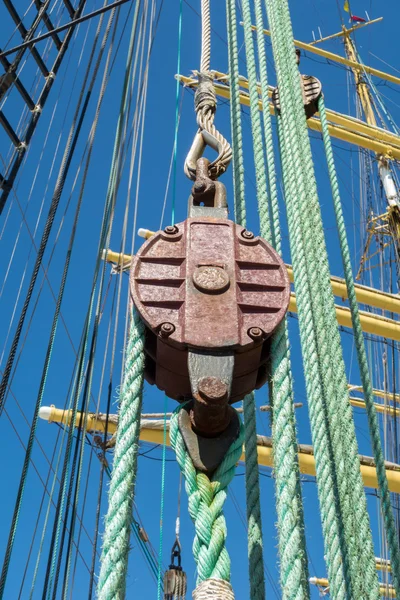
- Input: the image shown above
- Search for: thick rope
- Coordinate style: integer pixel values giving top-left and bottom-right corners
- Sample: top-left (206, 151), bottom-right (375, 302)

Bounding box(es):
top-left (98, 311), bottom-right (145, 599)
top-left (253, 1), bottom-right (310, 594)
top-left (229, 1), bottom-right (309, 598)
top-left (225, 3), bottom-right (269, 599)
top-left (200, 0), bottom-right (211, 72)
top-left (266, 0), bottom-right (379, 597)
top-left (319, 94), bottom-right (400, 598)
top-left (170, 407), bottom-right (244, 586)
top-left (274, 3), bottom-right (378, 595)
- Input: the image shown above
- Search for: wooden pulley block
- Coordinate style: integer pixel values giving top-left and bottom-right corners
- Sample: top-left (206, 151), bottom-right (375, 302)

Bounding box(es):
top-left (272, 73), bottom-right (322, 119)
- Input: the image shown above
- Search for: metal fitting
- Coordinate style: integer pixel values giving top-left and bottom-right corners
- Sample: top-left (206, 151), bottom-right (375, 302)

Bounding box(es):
top-left (248, 327), bottom-right (264, 340)
top-left (159, 322), bottom-right (175, 337)
top-left (191, 376), bottom-right (231, 437)
top-left (241, 229), bottom-right (255, 240)
top-left (164, 225), bottom-right (179, 235)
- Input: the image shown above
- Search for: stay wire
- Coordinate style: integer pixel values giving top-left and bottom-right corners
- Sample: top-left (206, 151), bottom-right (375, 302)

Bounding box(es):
top-left (49, 5), bottom-right (144, 595)
top-left (0, 28), bottom-right (113, 600)
top-left (156, 3), bottom-right (183, 597)
top-left (40, 12), bottom-right (139, 600)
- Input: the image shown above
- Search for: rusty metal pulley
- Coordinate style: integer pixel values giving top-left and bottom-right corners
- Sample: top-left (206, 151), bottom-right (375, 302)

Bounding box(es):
top-left (131, 158), bottom-right (290, 472)
top-left (272, 48), bottom-right (322, 119)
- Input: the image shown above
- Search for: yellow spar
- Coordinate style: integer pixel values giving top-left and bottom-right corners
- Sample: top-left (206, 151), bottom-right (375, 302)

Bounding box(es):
top-left (40, 406), bottom-right (400, 494)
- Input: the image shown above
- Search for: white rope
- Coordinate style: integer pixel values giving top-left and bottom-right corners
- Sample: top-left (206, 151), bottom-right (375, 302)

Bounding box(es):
top-left (183, 0), bottom-right (231, 180)
top-left (192, 579), bottom-right (235, 599)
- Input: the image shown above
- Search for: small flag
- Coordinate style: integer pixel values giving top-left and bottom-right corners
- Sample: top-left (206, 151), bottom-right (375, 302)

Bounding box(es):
top-left (344, 0), bottom-right (350, 12)
top-left (351, 15), bottom-right (366, 22)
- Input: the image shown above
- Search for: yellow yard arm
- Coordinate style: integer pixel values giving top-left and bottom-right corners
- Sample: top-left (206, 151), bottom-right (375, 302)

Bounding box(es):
top-left (40, 407), bottom-right (400, 494)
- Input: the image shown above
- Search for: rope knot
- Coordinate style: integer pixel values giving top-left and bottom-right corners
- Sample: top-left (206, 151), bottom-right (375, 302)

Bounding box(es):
top-left (194, 71), bottom-right (217, 124)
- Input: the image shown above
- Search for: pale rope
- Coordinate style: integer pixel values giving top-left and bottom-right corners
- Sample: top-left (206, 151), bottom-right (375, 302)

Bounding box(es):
top-left (200, 0), bottom-right (211, 72)
top-left (192, 578), bottom-right (235, 599)
top-left (184, 0), bottom-right (231, 180)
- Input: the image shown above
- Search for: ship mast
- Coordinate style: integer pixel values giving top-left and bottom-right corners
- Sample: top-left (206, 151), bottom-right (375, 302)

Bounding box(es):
top-left (341, 23), bottom-right (400, 261)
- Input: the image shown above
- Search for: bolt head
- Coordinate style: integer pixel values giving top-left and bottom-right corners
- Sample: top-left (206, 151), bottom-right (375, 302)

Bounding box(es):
top-left (160, 322), bottom-right (175, 337)
top-left (164, 225), bottom-right (178, 235)
top-left (248, 327), bottom-right (263, 340)
top-left (241, 229), bottom-right (254, 240)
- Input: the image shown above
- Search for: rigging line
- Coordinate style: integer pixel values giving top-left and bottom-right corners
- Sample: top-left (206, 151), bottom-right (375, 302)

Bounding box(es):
top-left (0, 0), bottom-right (133, 58)
top-left (17, 425), bottom-right (62, 600)
top-left (1, 0), bottom-right (36, 51)
top-left (0, 7), bottom-right (122, 384)
top-left (63, 19), bottom-right (119, 598)
top-left (47, 1), bottom-right (144, 594)
top-left (1, 406), bottom-right (93, 577)
top-left (87, 279), bottom-right (119, 599)
top-left (170, 0), bottom-right (182, 227)
top-left (0, 0), bottom-right (111, 420)
top-left (157, 2), bottom-right (182, 596)
top-left (0, 8), bottom-right (117, 583)
top-left (50, 29), bottom-right (126, 600)
top-left (159, 87), bottom-right (184, 230)
top-left (121, 0), bottom-right (164, 374)
top-left (0, 376), bottom-right (99, 587)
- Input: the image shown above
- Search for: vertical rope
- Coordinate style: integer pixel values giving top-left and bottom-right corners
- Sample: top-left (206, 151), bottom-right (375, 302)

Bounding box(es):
top-left (225, 2), bottom-right (268, 598)
top-left (265, 0), bottom-right (379, 597)
top-left (170, 408), bottom-right (244, 586)
top-left (98, 311), bottom-right (145, 599)
top-left (226, 0), bottom-right (246, 225)
top-left (252, 3), bottom-right (310, 598)
top-left (319, 94), bottom-right (400, 598)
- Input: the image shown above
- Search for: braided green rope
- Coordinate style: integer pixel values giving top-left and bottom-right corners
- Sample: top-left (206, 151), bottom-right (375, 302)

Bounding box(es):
top-left (271, 4), bottom-right (378, 594)
top-left (318, 94), bottom-right (400, 598)
top-left (229, 2), bottom-right (268, 597)
top-left (239, 0), bottom-right (310, 597)
top-left (170, 407), bottom-right (244, 585)
top-left (241, 0), bottom-right (270, 243)
top-left (243, 393), bottom-right (265, 600)
top-left (266, 0), bottom-right (379, 597)
top-left (98, 311), bottom-right (145, 600)
top-left (277, 118), bottom-right (347, 600)
top-left (226, 0), bottom-right (246, 225)
top-left (251, 1), bottom-right (310, 597)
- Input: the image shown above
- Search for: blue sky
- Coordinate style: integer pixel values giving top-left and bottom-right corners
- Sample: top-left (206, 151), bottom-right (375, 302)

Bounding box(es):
top-left (0, 0), bottom-right (400, 598)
